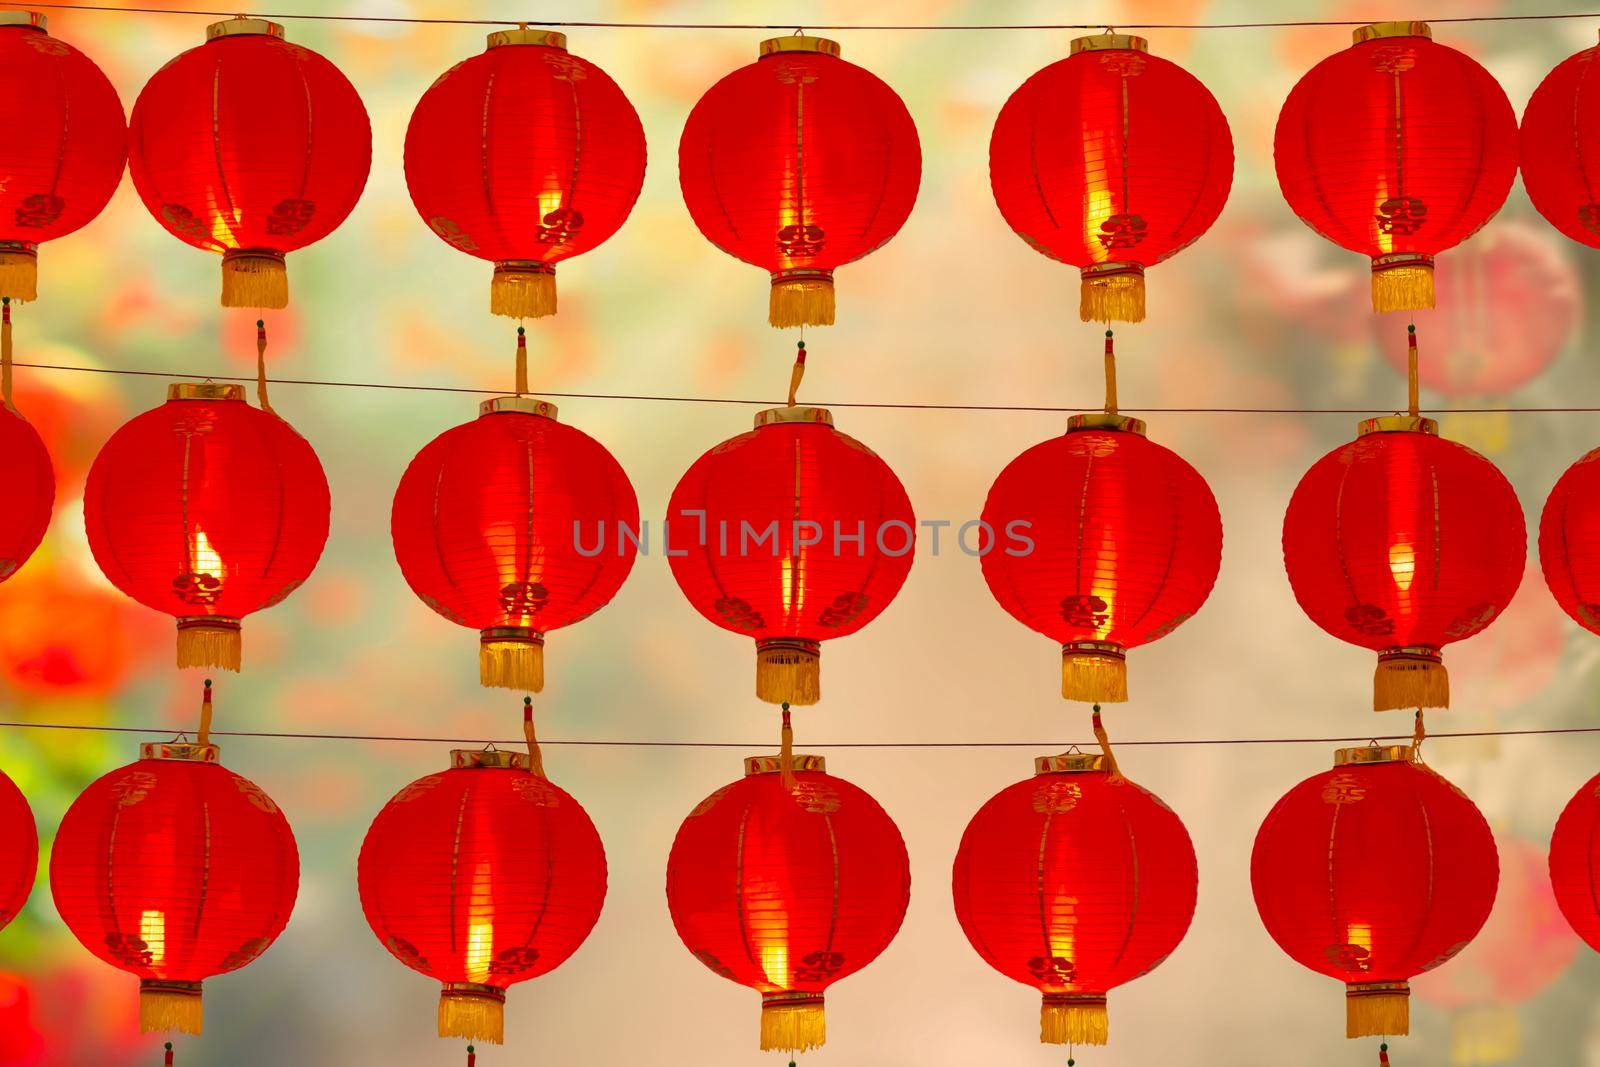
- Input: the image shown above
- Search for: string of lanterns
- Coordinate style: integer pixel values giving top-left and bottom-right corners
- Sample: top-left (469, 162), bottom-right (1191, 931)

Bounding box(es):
top-left (3, 6), bottom-right (1600, 1065)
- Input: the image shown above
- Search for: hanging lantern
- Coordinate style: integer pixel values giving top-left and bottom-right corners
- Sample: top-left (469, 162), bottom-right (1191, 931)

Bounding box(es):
top-left (951, 750), bottom-right (1196, 1045)
top-left (1520, 35), bottom-right (1600, 249)
top-left (989, 33), bottom-right (1232, 323)
top-left (83, 382), bottom-right (330, 671)
top-left (0, 399), bottom-right (54, 587)
top-left (0, 767), bottom-right (36, 932)
top-left (1537, 447), bottom-right (1600, 636)
top-left (1251, 744), bottom-right (1498, 1039)
top-left (358, 728), bottom-right (606, 1044)
top-left (678, 36), bottom-right (920, 327)
top-left (391, 396), bottom-right (638, 693)
top-left (1282, 414), bottom-right (1524, 711)
top-left (1274, 21), bottom-right (1517, 313)
top-left (1550, 770), bottom-right (1600, 953)
top-left (127, 17), bottom-right (371, 309)
top-left (666, 752), bottom-right (910, 1051)
top-left (665, 404), bottom-right (915, 706)
top-left (0, 11), bottom-right (126, 302)
top-left (405, 29), bottom-right (646, 319)
top-left (50, 694), bottom-right (298, 1035)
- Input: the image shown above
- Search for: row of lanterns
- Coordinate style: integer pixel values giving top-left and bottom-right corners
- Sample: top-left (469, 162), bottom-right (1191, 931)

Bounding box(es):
top-left (9, 13), bottom-right (1600, 324)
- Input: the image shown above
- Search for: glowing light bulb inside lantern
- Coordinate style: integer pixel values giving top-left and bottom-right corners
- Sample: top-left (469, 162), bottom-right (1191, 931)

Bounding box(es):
top-left (140, 910), bottom-right (166, 965)
top-left (465, 920), bottom-right (495, 983)
top-left (1388, 541), bottom-right (1416, 593)
top-left (780, 551), bottom-right (807, 618)
top-left (538, 189), bottom-right (563, 221)
top-left (759, 942), bottom-right (790, 988)
top-left (190, 529), bottom-right (222, 582)
top-left (1347, 920), bottom-right (1374, 967)
top-left (1046, 892), bottom-right (1080, 968)
top-left (1084, 185), bottom-right (1115, 261)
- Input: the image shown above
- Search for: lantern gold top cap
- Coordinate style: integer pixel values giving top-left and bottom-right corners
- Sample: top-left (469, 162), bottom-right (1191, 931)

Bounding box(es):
top-left (479, 395), bottom-right (559, 420)
top-left (0, 12), bottom-right (46, 31)
top-left (487, 28), bottom-right (567, 50)
top-left (1068, 412), bottom-right (1147, 437)
top-left (1353, 21), bottom-right (1431, 43)
top-left (756, 405), bottom-right (834, 429)
top-left (760, 35), bottom-right (841, 58)
top-left (451, 749), bottom-right (531, 771)
top-left (1036, 752), bottom-right (1108, 774)
top-left (142, 741), bottom-right (221, 763)
top-left (207, 17), bottom-right (285, 40)
top-left (1358, 414), bottom-right (1438, 437)
top-left (1334, 744), bottom-right (1415, 766)
top-left (169, 382), bottom-right (245, 402)
top-left (745, 754), bottom-right (826, 776)
top-left (1071, 33), bottom-right (1148, 54)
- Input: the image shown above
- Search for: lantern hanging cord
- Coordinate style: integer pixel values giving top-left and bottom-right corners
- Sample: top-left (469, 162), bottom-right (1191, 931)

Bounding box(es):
top-left (1102, 331), bottom-right (1117, 416)
top-left (197, 678), bottom-right (213, 747)
top-left (787, 340), bottom-right (806, 407)
top-left (1, 298), bottom-right (13, 414)
top-left (255, 319), bottom-right (276, 415)
top-left (10, 3), bottom-right (1600, 30)
top-left (514, 327), bottom-right (529, 396)
top-left (522, 696), bottom-right (546, 778)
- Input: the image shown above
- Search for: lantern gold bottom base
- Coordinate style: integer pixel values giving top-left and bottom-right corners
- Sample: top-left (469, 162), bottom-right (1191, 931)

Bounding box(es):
top-left (439, 983), bottom-right (505, 1044)
top-left (1347, 981), bottom-right (1409, 1038)
top-left (491, 261), bottom-right (556, 319)
top-left (1062, 643), bottom-right (1127, 703)
top-left (1374, 648), bottom-right (1447, 711)
top-left (141, 979), bottom-right (203, 1035)
top-left (756, 638), bottom-right (819, 705)
top-left (769, 272), bottom-right (834, 328)
top-left (1041, 993), bottom-right (1108, 1046)
top-left (1371, 261), bottom-right (1434, 313)
top-left (761, 993), bottom-right (825, 1052)
top-left (480, 628), bottom-right (545, 692)
top-left (221, 250), bottom-right (288, 310)
top-left (176, 618), bottom-right (242, 672)
top-left (1079, 269), bottom-right (1145, 324)
top-left (1450, 1002), bottom-right (1520, 1064)
top-left (0, 247), bottom-right (37, 302)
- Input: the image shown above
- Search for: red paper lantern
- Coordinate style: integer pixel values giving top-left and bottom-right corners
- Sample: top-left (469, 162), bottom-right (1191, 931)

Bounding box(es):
top-left (678, 36), bottom-right (920, 327)
top-left (665, 405), bottom-right (915, 705)
top-left (405, 29), bottom-right (646, 320)
top-left (50, 738), bottom-right (299, 1034)
top-left (1251, 744), bottom-right (1498, 1038)
top-left (1521, 39), bottom-right (1600, 249)
top-left (1537, 447), bottom-right (1600, 636)
top-left (1550, 771), bottom-right (1600, 953)
top-left (1274, 21), bottom-right (1517, 313)
top-left (990, 33), bottom-right (1232, 323)
top-left (1282, 417), bottom-right (1524, 710)
top-left (0, 767), bottom-right (37, 932)
top-left (83, 383), bottom-right (330, 672)
top-left (0, 11), bottom-right (126, 302)
top-left (358, 747), bottom-right (606, 1044)
top-left (391, 397), bottom-right (638, 693)
top-left (666, 754), bottom-right (910, 1051)
top-left (0, 405), bottom-right (53, 586)
top-left (128, 17), bottom-right (371, 309)
top-left (980, 413), bottom-right (1221, 703)
top-left (952, 752), bottom-right (1196, 1046)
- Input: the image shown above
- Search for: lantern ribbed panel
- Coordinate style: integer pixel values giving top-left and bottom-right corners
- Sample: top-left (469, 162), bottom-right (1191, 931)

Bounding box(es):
top-left (1550, 772), bottom-right (1600, 952)
top-left (952, 768), bottom-right (1196, 1000)
top-left (83, 395), bottom-right (330, 625)
top-left (128, 30), bottom-right (371, 256)
top-left (1539, 447), bottom-right (1600, 635)
top-left (990, 44), bottom-right (1232, 270)
top-left (0, 408), bottom-right (54, 584)
top-left (1283, 430), bottom-right (1524, 652)
top-left (0, 769), bottom-right (37, 931)
top-left (50, 757), bottom-right (299, 982)
top-left (1521, 43), bottom-right (1600, 249)
top-left (1251, 758), bottom-right (1498, 988)
top-left (666, 767), bottom-right (910, 998)
top-left (405, 39), bottom-right (646, 267)
top-left (357, 766), bottom-right (607, 989)
top-left (391, 410), bottom-right (638, 633)
top-left (979, 428), bottom-right (1221, 649)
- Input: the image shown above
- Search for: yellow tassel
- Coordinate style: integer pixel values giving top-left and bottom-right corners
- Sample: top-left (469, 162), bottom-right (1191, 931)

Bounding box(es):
top-left (140, 981), bottom-right (203, 1035)
top-left (176, 622), bottom-right (241, 672)
top-left (1371, 263), bottom-right (1434, 313)
top-left (1374, 653), bottom-right (1448, 712)
top-left (491, 263), bottom-right (556, 319)
top-left (439, 987), bottom-right (505, 1044)
top-left (220, 251), bottom-right (288, 310)
top-left (1062, 647), bottom-right (1127, 703)
top-left (480, 631), bottom-right (545, 692)
top-left (1079, 271), bottom-right (1145, 324)
top-left (769, 275), bottom-right (835, 328)
top-left (1449, 1004), bottom-right (1520, 1065)
top-left (1041, 995), bottom-right (1108, 1046)
top-left (1347, 983), bottom-right (1410, 1039)
top-left (0, 248), bottom-right (37, 303)
top-left (760, 996), bottom-right (825, 1052)
top-left (756, 639), bottom-right (819, 705)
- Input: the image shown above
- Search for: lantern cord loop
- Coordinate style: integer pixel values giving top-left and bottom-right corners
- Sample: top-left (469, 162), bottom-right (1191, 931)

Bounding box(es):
top-left (197, 679), bottom-right (213, 747)
top-left (522, 697), bottom-right (546, 779)
top-left (1406, 324), bottom-right (1419, 417)
top-left (1103, 330), bottom-right (1118, 415)
top-left (787, 340), bottom-right (807, 406)
top-left (780, 703), bottom-right (797, 792)
top-left (1090, 706), bottom-right (1122, 780)
top-left (255, 318), bottom-right (276, 416)
top-left (164, 1042), bottom-right (174, 1067)
top-left (515, 326), bottom-right (529, 396)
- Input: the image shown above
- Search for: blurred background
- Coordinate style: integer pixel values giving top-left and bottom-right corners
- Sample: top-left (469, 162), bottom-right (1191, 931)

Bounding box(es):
top-left (1, 0), bottom-right (1597, 1064)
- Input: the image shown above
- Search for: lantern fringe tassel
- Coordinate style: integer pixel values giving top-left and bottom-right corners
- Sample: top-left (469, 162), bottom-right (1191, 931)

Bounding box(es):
top-left (140, 983), bottom-right (203, 1035)
top-left (760, 999), bottom-right (825, 1052)
top-left (221, 252), bottom-right (288, 310)
top-left (176, 624), bottom-right (241, 673)
top-left (1079, 272), bottom-right (1145, 324)
top-left (439, 989), bottom-right (504, 1044)
top-left (1347, 984), bottom-right (1410, 1039)
top-left (490, 266), bottom-right (556, 320)
top-left (480, 633), bottom-right (544, 693)
top-left (1450, 1004), bottom-right (1519, 1065)
top-left (756, 641), bottom-right (820, 706)
top-left (769, 277), bottom-right (835, 329)
top-left (1062, 648), bottom-right (1128, 703)
top-left (1041, 997), bottom-right (1108, 1046)
top-left (1371, 264), bottom-right (1434, 314)
top-left (0, 249), bottom-right (37, 303)
top-left (1374, 656), bottom-right (1448, 712)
